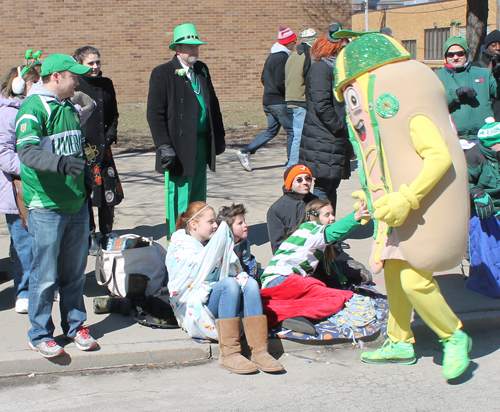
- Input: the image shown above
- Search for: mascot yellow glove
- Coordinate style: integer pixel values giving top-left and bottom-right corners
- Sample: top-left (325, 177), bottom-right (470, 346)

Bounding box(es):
top-left (352, 190), bottom-right (370, 225)
top-left (373, 184), bottom-right (419, 227)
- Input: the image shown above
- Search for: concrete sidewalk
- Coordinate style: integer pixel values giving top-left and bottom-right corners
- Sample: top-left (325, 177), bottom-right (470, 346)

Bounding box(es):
top-left (0, 147), bottom-right (499, 377)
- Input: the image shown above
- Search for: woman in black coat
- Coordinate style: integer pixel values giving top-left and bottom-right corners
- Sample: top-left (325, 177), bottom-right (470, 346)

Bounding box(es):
top-left (74, 46), bottom-right (123, 254)
top-left (299, 30), bottom-right (350, 213)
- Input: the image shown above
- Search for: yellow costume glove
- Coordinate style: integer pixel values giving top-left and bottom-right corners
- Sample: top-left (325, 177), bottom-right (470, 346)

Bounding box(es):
top-left (352, 190), bottom-right (370, 225)
top-left (373, 184), bottom-right (419, 227)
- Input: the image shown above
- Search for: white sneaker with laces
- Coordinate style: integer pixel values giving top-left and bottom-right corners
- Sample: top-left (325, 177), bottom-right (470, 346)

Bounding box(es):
top-left (15, 298), bottom-right (29, 314)
top-left (236, 150), bottom-right (252, 172)
top-left (71, 327), bottom-right (99, 351)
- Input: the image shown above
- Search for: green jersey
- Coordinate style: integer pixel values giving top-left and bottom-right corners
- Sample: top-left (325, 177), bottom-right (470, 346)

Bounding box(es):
top-left (16, 91), bottom-right (86, 213)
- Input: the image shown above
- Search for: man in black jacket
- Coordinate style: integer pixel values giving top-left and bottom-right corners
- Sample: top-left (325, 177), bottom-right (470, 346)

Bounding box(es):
top-left (472, 30), bottom-right (500, 121)
top-left (267, 164), bottom-right (317, 254)
top-left (236, 26), bottom-right (296, 172)
top-left (147, 23), bottom-right (225, 237)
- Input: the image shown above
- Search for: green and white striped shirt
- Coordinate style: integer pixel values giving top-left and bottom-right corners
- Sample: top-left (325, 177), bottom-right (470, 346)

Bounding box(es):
top-left (261, 213), bottom-right (359, 288)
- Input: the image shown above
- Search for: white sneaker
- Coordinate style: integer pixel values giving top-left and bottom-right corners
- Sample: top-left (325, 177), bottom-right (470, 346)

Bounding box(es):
top-left (236, 150), bottom-right (252, 172)
top-left (15, 298), bottom-right (29, 314)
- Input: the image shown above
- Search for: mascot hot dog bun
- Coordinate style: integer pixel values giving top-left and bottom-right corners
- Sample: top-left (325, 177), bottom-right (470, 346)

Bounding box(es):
top-left (334, 33), bottom-right (469, 273)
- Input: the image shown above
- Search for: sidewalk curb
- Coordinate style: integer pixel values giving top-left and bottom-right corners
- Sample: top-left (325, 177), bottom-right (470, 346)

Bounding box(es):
top-left (1, 310), bottom-right (497, 377)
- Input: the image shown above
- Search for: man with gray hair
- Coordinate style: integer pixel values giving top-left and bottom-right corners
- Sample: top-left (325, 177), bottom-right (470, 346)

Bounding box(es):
top-left (285, 28), bottom-right (318, 167)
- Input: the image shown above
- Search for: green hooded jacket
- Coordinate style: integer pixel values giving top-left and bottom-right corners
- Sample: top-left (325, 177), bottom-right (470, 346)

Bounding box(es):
top-left (436, 36), bottom-right (498, 141)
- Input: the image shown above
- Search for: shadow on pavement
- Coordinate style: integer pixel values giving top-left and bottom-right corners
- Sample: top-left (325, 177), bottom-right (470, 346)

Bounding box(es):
top-left (248, 222), bottom-right (269, 247)
top-left (0, 283), bottom-right (14, 312)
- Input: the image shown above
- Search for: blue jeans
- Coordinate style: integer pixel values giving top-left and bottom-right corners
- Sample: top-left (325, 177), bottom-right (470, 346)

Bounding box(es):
top-left (6, 214), bottom-right (33, 300)
top-left (286, 106), bottom-right (307, 168)
top-left (27, 203), bottom-right (89, 344)
top-left (206, 277), bottom-right (263, 319)
top-left (266, 275), bottom-right (289, 288)
top-left (242, 104), bottom-right (294, 157)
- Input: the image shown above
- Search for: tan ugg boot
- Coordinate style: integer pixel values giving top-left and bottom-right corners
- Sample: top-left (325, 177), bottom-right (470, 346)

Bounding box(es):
top-left (242, 315), bottom-right (285, 373)
top-left (216, 317), bottom-right (259, 374)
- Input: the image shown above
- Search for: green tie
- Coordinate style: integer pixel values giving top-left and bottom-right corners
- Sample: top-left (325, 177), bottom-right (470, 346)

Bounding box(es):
top-left (189, 67), bottom-right (199, 91)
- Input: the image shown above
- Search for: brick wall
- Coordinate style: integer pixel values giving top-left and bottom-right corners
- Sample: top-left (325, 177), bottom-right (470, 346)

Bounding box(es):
top-left (0, 0), bottom-right (350, 103)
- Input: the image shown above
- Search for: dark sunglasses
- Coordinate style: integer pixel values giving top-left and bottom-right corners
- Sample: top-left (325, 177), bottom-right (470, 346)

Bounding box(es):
top-left (446, 50), bottom-right (466, 58)
top-left (295, 176), bottom-right (312, 184)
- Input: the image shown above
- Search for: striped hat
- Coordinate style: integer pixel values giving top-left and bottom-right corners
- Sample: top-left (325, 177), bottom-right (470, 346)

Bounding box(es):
top-left (278, 26), bottom-right (297, 45)
top-left (478, 117), bottom-right (500, 147)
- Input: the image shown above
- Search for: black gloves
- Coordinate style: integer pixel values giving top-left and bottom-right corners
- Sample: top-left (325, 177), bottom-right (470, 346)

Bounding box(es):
top-left (471, 187), bottom-right (495, 220)
top-left (57, 156), bottom-right (86, 180)
top-left (105, 132), bottom-right (117, 147)
top-left (158, 144), bottom-right (176, 171)
top-left (456, 86), bottom-right (477, 100)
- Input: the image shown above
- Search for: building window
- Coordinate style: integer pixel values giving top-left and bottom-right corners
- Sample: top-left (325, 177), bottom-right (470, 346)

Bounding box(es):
top-left (425, 27), bottom-right (450, 60)
top-left (402, 40), bottom-right (417, 59)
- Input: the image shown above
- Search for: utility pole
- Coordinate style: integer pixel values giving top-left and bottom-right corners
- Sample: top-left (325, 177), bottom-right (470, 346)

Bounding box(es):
top-left (497, 0), bottom-right (500, 29)
top-left (364, 0), bottom-right (369, 31)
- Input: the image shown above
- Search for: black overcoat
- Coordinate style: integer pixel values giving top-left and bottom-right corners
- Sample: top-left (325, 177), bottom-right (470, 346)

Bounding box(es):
top-left (76, 74), bottom-right (123, 208)
top-left (147, 56), bottom-right (225, 176)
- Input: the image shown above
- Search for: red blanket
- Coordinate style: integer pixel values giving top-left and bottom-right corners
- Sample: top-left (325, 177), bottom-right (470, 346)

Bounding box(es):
top-left (260, 275), bottom-right (354, 327)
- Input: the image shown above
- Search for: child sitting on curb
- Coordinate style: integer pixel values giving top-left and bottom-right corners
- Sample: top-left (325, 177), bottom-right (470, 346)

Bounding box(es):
top-left (261, 197), bottom-right (370, 289)
top-left (216, 203), bottom-right (261, 280)
top-left (166, 201), bottom-right (284, 375)
top-left (259, 198), bottom-right (370, 334)
top-left (465, 117), bottom-right (500, 298)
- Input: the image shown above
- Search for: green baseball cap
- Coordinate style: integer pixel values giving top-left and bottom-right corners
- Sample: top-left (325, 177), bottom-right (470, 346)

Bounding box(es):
top-left (40, 53), bottom-right (91, 77)
top-left (169, 23), bottom-right (206, 51)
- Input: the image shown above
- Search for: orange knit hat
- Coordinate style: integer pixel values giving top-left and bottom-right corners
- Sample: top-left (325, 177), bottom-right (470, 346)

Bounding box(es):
top-left (284, 164), bottom-right (312, 190)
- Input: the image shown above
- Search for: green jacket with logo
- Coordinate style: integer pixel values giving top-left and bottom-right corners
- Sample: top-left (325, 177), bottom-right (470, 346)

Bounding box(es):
top-left (16, 84), bottom-right (86, 213)
top-left (466, 143), bottom-right (500, 209)
top-left (436, 65), bottom-right (497, 141)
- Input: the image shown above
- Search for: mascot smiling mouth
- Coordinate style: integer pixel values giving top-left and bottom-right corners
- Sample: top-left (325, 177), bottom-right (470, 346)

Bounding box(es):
top-left (353, 120), bottom-right (367, 141)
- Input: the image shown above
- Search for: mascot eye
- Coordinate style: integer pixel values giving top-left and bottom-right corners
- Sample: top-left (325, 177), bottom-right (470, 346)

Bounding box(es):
top-left (346, 88), bottom-right (360, 110)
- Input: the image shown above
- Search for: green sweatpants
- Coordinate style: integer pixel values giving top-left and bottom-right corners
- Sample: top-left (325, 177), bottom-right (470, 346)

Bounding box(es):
top-left (166, 134), bottom-right (207, 238)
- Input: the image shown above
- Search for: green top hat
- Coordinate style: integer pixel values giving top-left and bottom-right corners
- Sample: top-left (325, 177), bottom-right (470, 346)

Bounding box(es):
top-left (169, 23), bottom-right (206, 51)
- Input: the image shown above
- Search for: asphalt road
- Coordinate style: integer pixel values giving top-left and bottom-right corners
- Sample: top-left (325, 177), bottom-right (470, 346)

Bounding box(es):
top-left (1, 325), bottom-right (499, 412)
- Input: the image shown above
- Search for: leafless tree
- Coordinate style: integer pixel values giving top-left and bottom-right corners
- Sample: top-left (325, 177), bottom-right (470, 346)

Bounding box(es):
top-left (467, 0), bottom-right (488, 61)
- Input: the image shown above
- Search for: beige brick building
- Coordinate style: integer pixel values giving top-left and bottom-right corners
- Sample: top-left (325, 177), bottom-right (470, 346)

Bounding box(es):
top-left (0, 1), bottom-right (350, 103)
top-left (352, 0), bottom-right (498, 67)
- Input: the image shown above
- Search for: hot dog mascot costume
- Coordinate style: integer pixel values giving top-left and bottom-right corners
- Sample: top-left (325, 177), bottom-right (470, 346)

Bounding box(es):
top-left (333, 32), bottom-right (471, 380)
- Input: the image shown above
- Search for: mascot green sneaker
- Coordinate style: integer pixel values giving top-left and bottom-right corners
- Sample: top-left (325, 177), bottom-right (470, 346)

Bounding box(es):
top-left (440, 329), bottom-right (472, 380)
top-left (361, 338), bottom-right (416, 364)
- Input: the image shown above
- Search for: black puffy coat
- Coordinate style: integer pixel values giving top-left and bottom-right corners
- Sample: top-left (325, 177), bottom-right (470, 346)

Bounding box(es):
top-left (147, 56), bottom-right (225, 177)
top-left (299, 60), bottom-right (350, 181)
